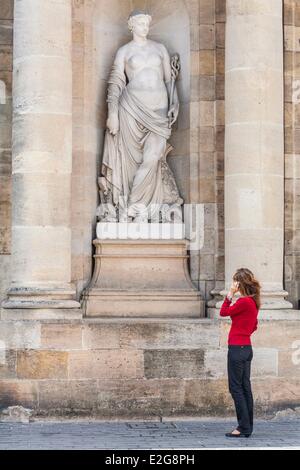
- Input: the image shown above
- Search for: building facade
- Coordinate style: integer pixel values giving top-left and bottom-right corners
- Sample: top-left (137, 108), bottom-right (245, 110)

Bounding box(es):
top-left (0, 0), bottom-right (299, 417)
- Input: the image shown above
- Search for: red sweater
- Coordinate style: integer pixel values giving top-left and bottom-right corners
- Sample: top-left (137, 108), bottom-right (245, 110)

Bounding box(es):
top-left (220, 296), bottom-right (259, 345)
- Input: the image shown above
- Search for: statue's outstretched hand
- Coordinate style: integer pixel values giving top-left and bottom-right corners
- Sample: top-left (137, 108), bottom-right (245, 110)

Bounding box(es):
top-left (107, 114), bottom-right (119, 135)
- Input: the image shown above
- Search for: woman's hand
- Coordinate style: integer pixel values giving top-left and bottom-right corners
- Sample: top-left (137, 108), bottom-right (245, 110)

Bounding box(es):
top-left (107, 113), bottom-right (119, 135)
top-left (227, 281), bottom-right (239, 298)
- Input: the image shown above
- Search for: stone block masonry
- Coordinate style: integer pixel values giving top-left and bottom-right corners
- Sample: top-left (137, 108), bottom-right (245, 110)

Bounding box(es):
top-left (0, 313), bottom-right (299, 418)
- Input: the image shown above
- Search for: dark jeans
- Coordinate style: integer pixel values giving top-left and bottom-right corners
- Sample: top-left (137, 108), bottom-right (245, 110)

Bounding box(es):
top-left (227, 345), bottom-right (254, 435)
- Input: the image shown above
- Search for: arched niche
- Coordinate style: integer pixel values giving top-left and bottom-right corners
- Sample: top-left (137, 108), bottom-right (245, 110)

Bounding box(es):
top-left (93, 0), bottom-right (191, 202)
top-left (72, 0), bottom-right (197, 294)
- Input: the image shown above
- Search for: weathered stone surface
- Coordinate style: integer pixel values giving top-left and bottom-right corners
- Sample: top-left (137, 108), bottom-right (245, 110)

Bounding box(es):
top-left (38, 378), bottom-right (185, 417)
top-left (41, 323), bottom-right (82, 350)
top-left (199, 0), bottom-right (215, 24)
top-left (278, 349), bottom-right (300, 378)
top-left (144, 349), bottom-right (205, 379)
top-left (0, 315), bottom-right (298, 416)
top-left (0, 1), bottom-right (13, 20)
top-left (119, 320), bottom-right (220, 350)
top-left (216, 49), bottom-right (224, 75)
top-left (0, 405), bottom-right (33, 423)
top-left (284, 0), bottom-right (294, 26)
top-left (68, 350), bottom-right (144, 379)
top-left (199, 75), bottom-right (215, 100)
top-left (224, 0), bottom-right (291, 306)
top-left (0, 100), bottom-right (12, 146)
top-left (190, 23), bottom-right (200, 51)
top-left (0, 45), bottom-right (12, 70)
top-left (0, 309), bottom-right (83, 321)
top-left (12, 174), bottom-right (72, 227)
top-left (272, 407), bottom-right (300, 422)
top-left (199, 50), bottom-right (215, 75)
top-left (216, 22), bottom-right (225, 49)
top-left (216, 125), bottom-right (224, 151)
top-left (220, 318), bottom-right (300, 348)
top-left (252, 348), bottom-right (279, 377)
top-left (216, 74), bottom-right (224, 99)
top-left (96, 378), bottom-right (186, 416)
top-left (38, 379), bottom-right (99, 412)
top-left (0, 256), bottom-right (10, 303)
top-left (0, 222), bottom-right (11, 256)
top-left (82, 323), bottom-right (120, 349)
top-left (3, 0), bottom-right (79, 310)
top-left (0, 149), bottom-right (11, 175)
top-left (204, 347), bottom-right (279, 379)
top-left (199, 25), bottom-right (215, 50)
top-left (0, 380), bottom-right (38, 408)
top-left (0, 20), bottom-right (13, 45)
top-left (84, 240), bottom-right (203, 318)
top-left (216, 100), bottom-right (225, 126)
top-left (184, 378), bottom-right (233, 415)
top-left (252, 321), bottom-right (300, 348)
top-left (216, 0), bottom-right (226, 23)
top-left (0, 349), bottom-right (16, 379)
top-left (17, 350), bottom-right (68, 379)
top-left (0, 321), bottom-right (40, 349)
top-left (186, 0), bottom-right (200, 25)
top-left (200, 101), bottom-right (214, 126)
top-left (199, 126), bottom-right (215, 152)
top-left (252, 378), bottom-right (300, 412)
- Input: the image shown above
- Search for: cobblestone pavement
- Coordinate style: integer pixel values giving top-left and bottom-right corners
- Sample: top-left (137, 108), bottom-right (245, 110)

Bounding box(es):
top-left (0, 418), bottom-right (299, 449)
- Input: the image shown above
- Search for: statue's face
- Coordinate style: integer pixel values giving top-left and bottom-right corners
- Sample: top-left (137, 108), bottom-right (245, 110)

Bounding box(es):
top-left (129, 15), bottom-right (151, 38)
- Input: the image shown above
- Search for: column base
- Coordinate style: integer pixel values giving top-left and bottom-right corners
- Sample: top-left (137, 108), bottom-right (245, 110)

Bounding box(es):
top-left (216, 289), bottom-right (293, 310)
top-left (1, 286), bottom-right (81, 309)
top-left (82, 290), bottom-right (204, 318)
top-left (207, 287), bottom-right (224, 307)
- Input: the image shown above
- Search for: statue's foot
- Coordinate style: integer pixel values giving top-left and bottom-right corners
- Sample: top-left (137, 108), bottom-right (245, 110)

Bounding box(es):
top-left (133, 214), bottom-right (149, 223)
top-left (119, 214), bottom-right (132, 223)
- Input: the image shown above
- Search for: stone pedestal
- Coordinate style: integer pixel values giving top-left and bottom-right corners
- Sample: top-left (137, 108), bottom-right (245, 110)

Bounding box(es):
top-left (82, 225), bottom-right (204, 317)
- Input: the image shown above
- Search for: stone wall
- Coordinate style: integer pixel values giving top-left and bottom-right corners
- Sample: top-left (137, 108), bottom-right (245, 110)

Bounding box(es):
top-left (193, 0), bottom-right (222, 301)
top-left (0, 0), bottom-right (299, 420)
top-left (71, 0), bottom-right (98, 299)
top-left (284, 0), bottom-right (300, 308)
top-left (2, 2), bottom-right (300, 308)
top-left (0, 0), bottom-right (13, 301)
top-left (0, 313), bottom-right (299, 417)
top-left (198, 0), bottom-right (225, 303)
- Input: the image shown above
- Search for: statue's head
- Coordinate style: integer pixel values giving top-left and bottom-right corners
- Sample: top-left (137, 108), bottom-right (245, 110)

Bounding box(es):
top-left (127, 10), bottom-right (152, 37)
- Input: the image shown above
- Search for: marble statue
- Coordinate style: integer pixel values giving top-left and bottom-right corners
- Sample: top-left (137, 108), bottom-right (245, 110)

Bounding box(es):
top-left (98, 10), bottom-right (183, 223)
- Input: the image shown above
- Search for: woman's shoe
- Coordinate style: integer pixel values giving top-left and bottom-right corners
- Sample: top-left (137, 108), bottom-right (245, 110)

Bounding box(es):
top-left (225, 431), bottom-right (251, 438)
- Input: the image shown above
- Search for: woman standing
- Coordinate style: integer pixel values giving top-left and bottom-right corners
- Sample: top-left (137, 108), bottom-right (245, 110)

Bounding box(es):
top-left (220, 268), bottom-right (261, 438)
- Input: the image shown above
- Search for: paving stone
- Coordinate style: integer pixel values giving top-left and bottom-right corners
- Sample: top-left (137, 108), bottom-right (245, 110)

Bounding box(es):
top-left (0, 418), bottom-right (299, 449)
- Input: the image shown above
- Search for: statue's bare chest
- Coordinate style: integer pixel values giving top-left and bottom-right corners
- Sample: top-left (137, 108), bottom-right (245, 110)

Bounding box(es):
top-left (126, 50), bottom-right (162, 71)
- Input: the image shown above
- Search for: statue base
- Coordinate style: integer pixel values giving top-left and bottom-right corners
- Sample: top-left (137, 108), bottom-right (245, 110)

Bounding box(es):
top-left (96, 222), bottom-right (185, 239)
top-left (82, 225), bottom-right (204, 318)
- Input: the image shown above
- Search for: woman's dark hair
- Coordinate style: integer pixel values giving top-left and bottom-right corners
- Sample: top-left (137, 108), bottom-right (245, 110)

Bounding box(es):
top-left (233, 268), bottom-right (261, 310)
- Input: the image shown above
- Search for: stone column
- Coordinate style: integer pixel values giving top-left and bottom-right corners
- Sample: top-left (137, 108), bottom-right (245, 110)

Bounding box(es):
top-left (218, 0), bottom-right (292, 309)
top-left (2, 0), bottom-right (80, 308)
